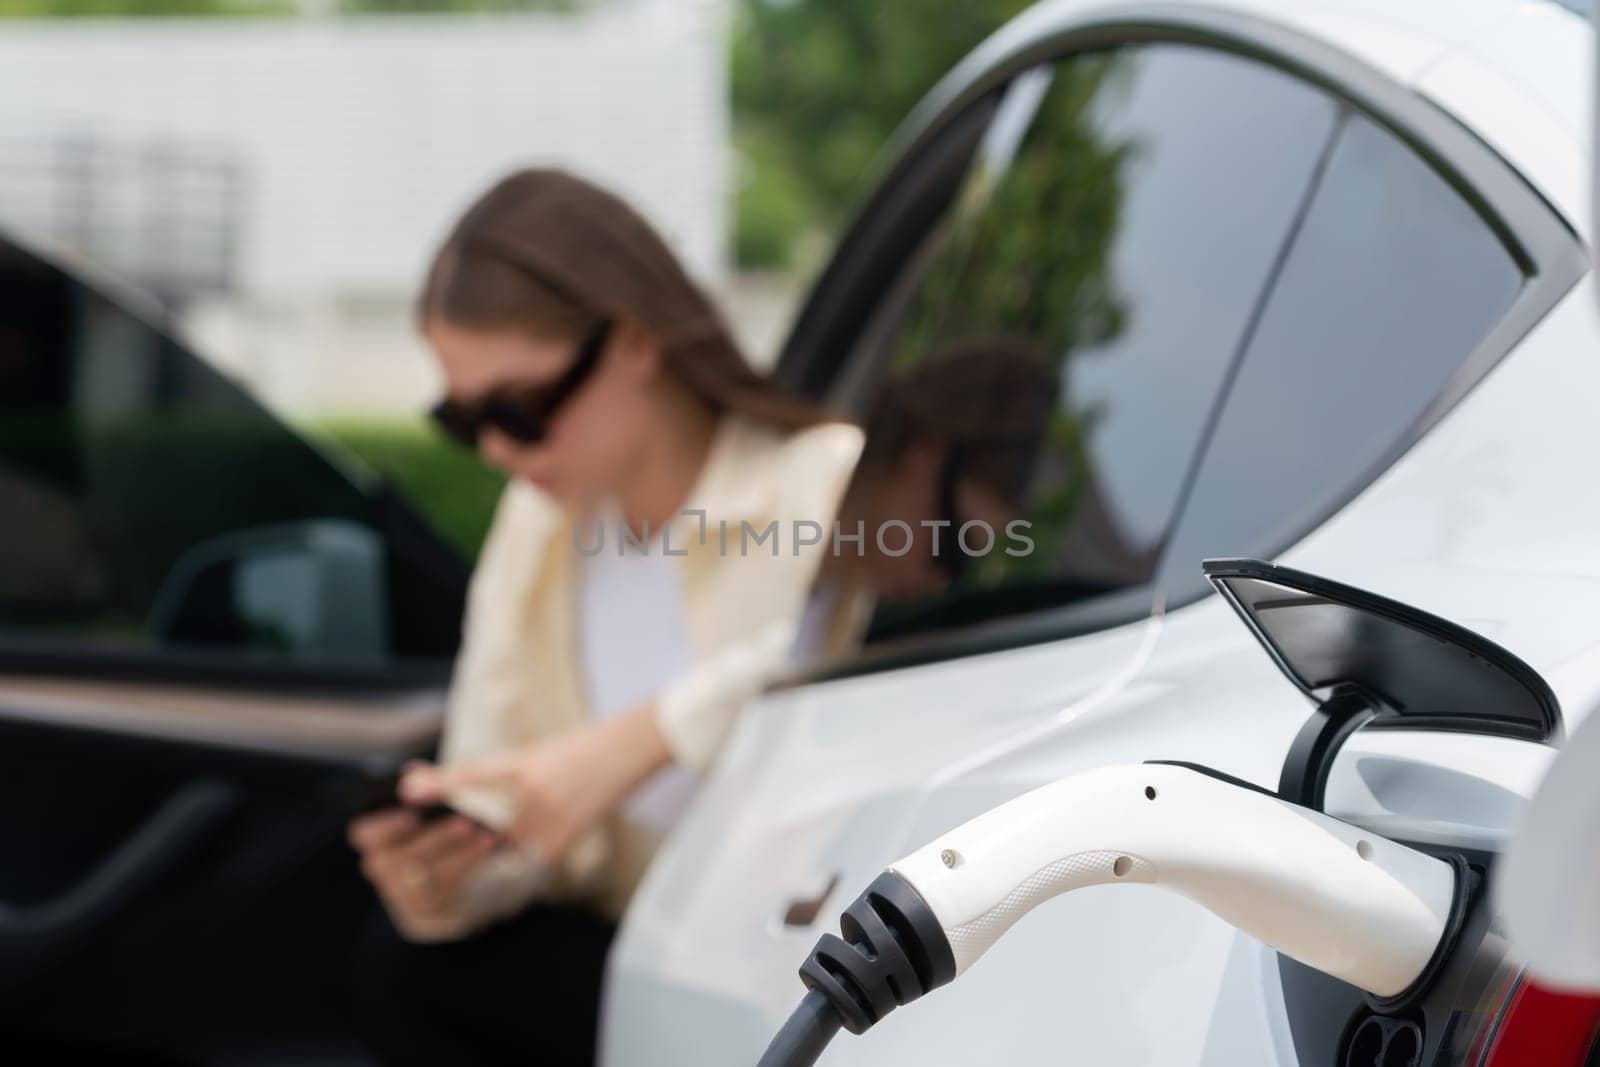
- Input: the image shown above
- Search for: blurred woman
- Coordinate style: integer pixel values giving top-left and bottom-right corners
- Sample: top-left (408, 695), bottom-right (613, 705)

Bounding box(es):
top-left (347, 169), bottom-right (862, 1067)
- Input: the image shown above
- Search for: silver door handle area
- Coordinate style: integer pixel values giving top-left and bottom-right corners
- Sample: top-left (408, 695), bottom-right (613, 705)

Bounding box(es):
top-left (0, 780), bottom-right (237, 991)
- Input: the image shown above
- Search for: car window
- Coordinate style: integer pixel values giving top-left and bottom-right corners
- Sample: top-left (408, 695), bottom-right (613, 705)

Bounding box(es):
top-left (0, 237), bottom-right (464, 669)
top-left (1158, 110), bottom-right (1526, 598)
top-left (849, 43), bottom-right (1341, 643)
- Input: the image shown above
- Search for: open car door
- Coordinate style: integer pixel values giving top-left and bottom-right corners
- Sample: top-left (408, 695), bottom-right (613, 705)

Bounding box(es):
top-left (0, 231), bottom-right (471, 1062)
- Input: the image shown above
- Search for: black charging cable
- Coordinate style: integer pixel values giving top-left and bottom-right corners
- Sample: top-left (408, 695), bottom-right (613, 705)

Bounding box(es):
top-left (757, 873), bottom-right (956, 1067)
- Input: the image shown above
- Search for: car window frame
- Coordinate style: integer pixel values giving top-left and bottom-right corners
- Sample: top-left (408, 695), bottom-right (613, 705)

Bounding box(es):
top-left (776, 6), bottom-right (1587, 687)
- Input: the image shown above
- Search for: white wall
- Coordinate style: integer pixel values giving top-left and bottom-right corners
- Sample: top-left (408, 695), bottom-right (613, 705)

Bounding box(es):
top-left (0, 6), bottom-right (733, 411)
top-left (0, 6), bottom-right (729, 296)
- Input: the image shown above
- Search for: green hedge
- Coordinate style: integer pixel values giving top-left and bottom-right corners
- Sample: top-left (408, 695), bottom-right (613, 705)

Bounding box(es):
top-left (315, 417), bottom-right (506, 561)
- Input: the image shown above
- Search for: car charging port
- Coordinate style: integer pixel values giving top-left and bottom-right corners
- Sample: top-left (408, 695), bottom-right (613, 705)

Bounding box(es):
top-left (1343, 1012), bottom-right (1423, 1067)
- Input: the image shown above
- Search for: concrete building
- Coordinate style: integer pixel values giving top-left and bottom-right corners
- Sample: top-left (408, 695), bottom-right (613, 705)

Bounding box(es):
top-left (0, 2), bottom-right (755, 413)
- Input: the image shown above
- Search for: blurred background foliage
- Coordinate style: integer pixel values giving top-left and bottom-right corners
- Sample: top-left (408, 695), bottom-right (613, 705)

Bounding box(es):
top-left (732, 0), bottom-right (1032, 269)
top-left (315, 418), bottom-right (506, 559)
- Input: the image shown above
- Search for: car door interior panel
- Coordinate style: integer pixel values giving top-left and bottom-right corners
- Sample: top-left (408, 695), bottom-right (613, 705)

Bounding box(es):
top-left (0, 230), bottom-right (465, 1060)
top-left (0, 683), bottom-right (446, 1060)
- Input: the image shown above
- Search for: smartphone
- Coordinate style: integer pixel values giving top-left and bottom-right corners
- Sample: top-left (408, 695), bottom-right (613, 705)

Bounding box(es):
top-left (344, 770), bottom-right (493, 832)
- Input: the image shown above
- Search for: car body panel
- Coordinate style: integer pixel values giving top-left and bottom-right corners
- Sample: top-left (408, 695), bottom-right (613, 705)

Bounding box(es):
top-left (604, 617), bottom-right (1159, 1065)
top-left (1416, 1), bottom-right (1592, 235)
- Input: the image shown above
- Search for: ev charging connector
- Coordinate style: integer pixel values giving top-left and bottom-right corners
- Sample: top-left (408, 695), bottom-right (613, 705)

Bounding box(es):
top-left (758, 763), bottom-right (1460, 1066)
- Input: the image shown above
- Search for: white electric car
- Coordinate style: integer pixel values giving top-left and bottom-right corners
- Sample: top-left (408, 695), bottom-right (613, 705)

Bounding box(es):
top-left (603, 1), bottom-right (1600, 1065)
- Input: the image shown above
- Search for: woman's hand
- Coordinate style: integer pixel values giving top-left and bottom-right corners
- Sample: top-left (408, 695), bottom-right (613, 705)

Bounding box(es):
top-left (348, 806), bottom-right (500, 924)
top-left (400, 703), bottom-right (672, 864)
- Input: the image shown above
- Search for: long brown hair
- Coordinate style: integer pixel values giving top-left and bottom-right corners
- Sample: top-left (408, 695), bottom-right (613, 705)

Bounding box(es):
top-left (420, 168), bottom-right (823, 431)
top-left (861, 337), bottom-right (1058, 503)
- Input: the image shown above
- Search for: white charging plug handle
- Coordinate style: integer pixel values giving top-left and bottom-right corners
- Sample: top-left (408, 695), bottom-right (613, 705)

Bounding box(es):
top-left (890, 763), bottom-right (1456, 998)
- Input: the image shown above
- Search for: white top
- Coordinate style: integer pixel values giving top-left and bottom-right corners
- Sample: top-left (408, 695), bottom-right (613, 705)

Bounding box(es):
top-left (578, 507), bottom-right (699, 834)
top-left (791, 578), bottom-right (843, 667)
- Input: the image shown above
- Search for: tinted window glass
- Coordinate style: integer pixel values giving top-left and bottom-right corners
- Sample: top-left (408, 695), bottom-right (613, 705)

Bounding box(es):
top-left (0, 239), bottom-right (463, 666)
top-left (1161, 112), bottom-right (1525, 592)
top-left (852, 44), bottom-right (1340, 640)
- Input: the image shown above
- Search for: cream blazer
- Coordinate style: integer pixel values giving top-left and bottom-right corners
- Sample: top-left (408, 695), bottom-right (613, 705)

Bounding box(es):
top-left (395, 416), bottom-right (864, 941)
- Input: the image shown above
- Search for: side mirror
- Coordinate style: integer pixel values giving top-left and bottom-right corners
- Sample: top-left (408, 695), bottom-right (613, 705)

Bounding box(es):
top-left (1498, 709), bottom-right (1600, 991)
top-left (148, 519), bottom-right (390, 661)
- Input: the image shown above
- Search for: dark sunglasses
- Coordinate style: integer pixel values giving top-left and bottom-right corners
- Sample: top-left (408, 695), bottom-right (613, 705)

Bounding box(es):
top-left (430, 320), bottom-right (612, 449)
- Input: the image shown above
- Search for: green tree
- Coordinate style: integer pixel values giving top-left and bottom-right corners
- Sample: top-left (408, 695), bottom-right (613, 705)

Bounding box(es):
top-left (731, 0), bottom-right (1032, 268)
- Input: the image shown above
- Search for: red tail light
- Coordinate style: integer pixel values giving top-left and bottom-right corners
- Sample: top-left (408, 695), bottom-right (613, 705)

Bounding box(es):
top-left (1476, 975), bottom-right (1600, 1067)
